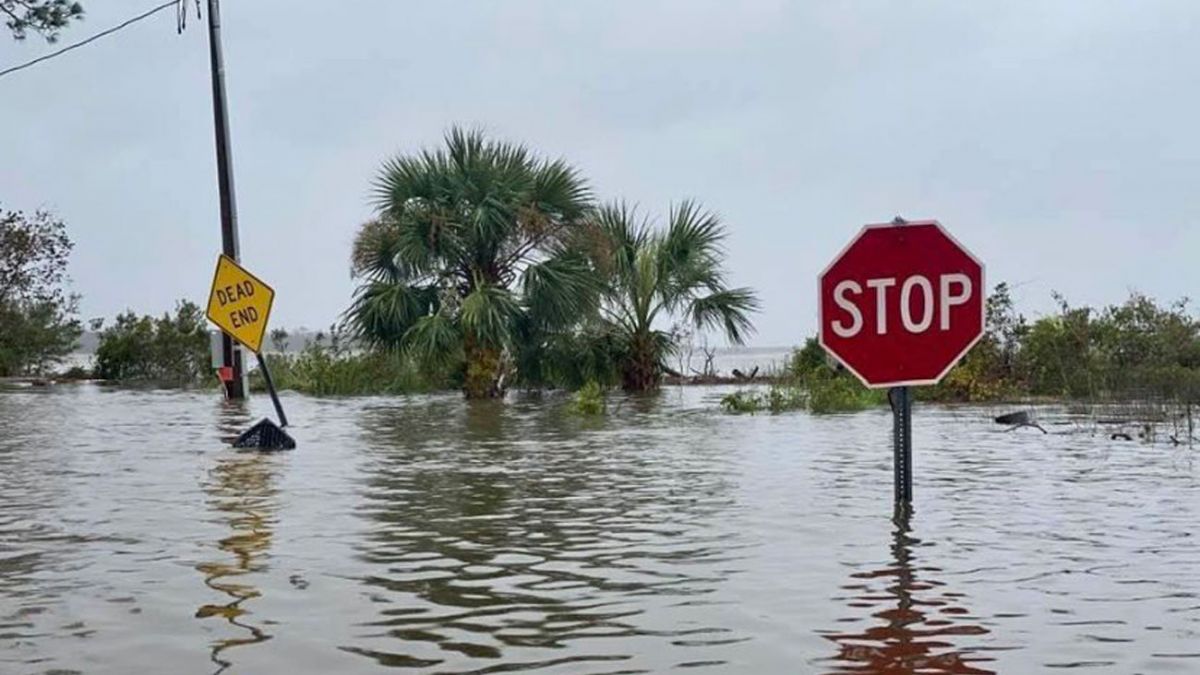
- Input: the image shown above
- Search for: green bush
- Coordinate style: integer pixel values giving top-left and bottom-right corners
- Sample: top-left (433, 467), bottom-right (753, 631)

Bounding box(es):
top-left (718, 385), bottom-right (806, 414)
top-left (508, 319), bottom-right (627, 392)
top-left (0, 297), bottom-right (80, 376)
top-left (253, 332), bottom-right (440, 396)
top-left (787, 286), bottom-right (1200, 405)
top-left (786, 337), bottom-right (830, 380)
top-left (723, 336), bottom-right (886, 415)
top-left (805, 374), bottom-right (885, 413)
top-left (720, 390), bottom-right (765, 414)
top-left (569, 380), bottom-right (607, 416)
top-left (1015, 293), bottom-right (1200, 401)
top-left (764, 385), bottom-right (806, 413)
top-left (93, 300), bottom-right (212, 387)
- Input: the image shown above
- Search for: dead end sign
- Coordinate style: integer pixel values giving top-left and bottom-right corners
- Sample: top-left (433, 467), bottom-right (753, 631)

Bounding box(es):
top-left (206, 255), bottom-right (275, 354)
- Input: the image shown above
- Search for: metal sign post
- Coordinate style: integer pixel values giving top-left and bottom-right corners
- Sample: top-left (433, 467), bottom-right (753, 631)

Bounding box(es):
top-left (255, 352), bottom-right (288, 428)
top-left (890, 386), bottom-right (913, 504)
top-left (818, 217), bottom-right (985, 506)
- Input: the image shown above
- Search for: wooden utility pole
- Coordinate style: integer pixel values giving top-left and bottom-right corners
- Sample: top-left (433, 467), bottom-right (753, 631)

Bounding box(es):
top-left (205, 0), bottom-right (245, 399)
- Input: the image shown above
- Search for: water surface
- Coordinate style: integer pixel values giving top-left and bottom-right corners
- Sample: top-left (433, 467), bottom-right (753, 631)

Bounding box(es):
top-left (1, 384), bottom-right (1197, 673)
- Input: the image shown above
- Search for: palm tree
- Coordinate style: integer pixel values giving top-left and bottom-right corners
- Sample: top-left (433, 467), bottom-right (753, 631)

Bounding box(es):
top-left (346, 128), bottom-right (599, 399)
top-left (590, 201), bottom-right (758, 391)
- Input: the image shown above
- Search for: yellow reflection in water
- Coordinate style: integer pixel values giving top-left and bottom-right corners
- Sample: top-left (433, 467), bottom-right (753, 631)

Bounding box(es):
top-left (195, 450), bottom-right (278, 674)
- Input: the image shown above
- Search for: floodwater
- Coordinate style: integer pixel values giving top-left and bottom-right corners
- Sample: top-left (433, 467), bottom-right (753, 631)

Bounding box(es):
top-left (1, 385), bottom-right (1197, 674)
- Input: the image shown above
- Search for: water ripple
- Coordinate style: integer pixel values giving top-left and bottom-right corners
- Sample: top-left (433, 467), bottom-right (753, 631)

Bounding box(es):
top-left (0, 387), bottom-right (1198, 672)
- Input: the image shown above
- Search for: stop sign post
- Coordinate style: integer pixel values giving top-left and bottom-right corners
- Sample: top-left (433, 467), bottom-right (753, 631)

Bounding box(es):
top-left (818, 219), bottom-right (985, 503)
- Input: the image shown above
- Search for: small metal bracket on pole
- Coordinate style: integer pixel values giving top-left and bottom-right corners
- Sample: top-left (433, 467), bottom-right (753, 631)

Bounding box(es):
top-left (890, 386), bottom-right (913, 504)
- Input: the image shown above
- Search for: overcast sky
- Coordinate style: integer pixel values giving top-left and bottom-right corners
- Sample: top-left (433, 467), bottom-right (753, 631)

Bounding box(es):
top-left (2, 1), bottom-right (1197, 346)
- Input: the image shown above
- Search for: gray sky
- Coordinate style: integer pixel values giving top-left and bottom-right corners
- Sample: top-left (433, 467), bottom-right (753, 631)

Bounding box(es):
top-left (2, 0), bottom-right (1197, 346)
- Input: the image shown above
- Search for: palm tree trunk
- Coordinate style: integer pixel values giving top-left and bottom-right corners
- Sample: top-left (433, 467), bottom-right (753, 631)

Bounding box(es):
top-left (463, 332), bottom-right (506, 399)
top-left (622, 334), bottom-right (660, 392)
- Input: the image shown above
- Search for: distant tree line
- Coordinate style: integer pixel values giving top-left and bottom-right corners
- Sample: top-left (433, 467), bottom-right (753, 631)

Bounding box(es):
top-left (788, 283), bottom-right (1200, 404)
top-left (9, 124), bottom-right (1198, 404)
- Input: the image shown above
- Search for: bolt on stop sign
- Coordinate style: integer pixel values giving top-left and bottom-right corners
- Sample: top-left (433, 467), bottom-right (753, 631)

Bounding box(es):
top-left (819, 220), bottom-right (985, 388)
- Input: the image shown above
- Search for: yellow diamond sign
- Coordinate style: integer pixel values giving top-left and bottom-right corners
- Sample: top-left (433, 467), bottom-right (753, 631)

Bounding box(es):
top-left (206, 255), bottom-right (275, 354)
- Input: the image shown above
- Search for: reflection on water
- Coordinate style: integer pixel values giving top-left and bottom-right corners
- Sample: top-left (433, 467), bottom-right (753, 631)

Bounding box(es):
top-left (821, 507), bottom-right (994, 674)
top-left (196, 405), bottom-right (280, 674)
top-left (345, 399), bottom-right (750, 670)
top-left (2, 386), bottom-right (1200, 673)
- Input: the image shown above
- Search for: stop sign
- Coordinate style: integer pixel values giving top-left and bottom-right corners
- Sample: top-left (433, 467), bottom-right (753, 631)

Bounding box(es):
top-left (818, 220), bottom-right (985, 388)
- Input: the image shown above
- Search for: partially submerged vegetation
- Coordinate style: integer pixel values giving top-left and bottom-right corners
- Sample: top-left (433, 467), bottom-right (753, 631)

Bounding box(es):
top-left (583, 202), bottom-right (757, 392)
top-left (0, 206), bottom-right (81, 377)
top-left (92, 301), bottom-right (212, 387)
top-left (720, 349), bottom-right (884, 415)
top-left (252, 328), bottom-right (441, 396)
top-left (346, 128), bottom-right (598, 399)
top-left (10, 130), bottom-right (1196, 411)
top-left (569, 380), bottom-right (606, 416)
top-left (920, 284), bottom-right (1200, 405)
top-left (345, 128), bottom-right (756, 399)
top-left (723, 284), bottom-right (1200, 415)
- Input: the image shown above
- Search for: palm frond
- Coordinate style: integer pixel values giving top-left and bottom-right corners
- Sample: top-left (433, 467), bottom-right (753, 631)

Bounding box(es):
top-left (522, 251), bottom-right (603, 331)
top-left (344, 282), bottom-right (439, 348)
top-left (404, 313), bottom-right (463, 369)
top-left (371, 153), bottom-right (442, 215)
top-left (530, 159), bottom-right (592, 225)
top-left (659, 200), bottom-right (727, 306)
top-left (590, 201), bottom-right (651, 280)
top-left (460, 284), bottom-right (522, 348)
top-left (663, 200), bottom-right (725, 258)
top-left (350, 218), bottom-right (404, 282)
top-left (392, 206), bottom-right (463, 274)
top-left (689, 287), bottom-right (759, 345)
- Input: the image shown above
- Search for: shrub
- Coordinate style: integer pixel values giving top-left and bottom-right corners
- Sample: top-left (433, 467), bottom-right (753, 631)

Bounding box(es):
top-left (93, 300), bottom-right (211, 386)
top-left (253, 330), bottom-right (440, 396)
top-left (721, 341), bottom-right (886, 415)
top-left (719, 385), bottom-right (806, 414)
top-left (569, 380), bottom-right (606, 416)
top-left (721, 390), bottom-right (765, 414)
top-left (765, 385), bottom-right (807, 413)
top-left (789, 286), bottom-right (1200, 405)
top-left (806, 374), bottom-right (885, 414)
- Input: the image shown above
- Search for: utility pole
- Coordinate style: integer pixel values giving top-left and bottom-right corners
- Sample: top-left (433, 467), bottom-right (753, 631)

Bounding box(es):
top-left (205, 0), bottom-right (245, 399)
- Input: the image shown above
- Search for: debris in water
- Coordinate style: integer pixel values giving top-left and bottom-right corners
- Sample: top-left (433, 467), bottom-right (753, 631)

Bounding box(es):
top-left (232, 418), bottom-right (295, 450)
top-left (995, 410), bottom-right (1047, 434)
top-left (994, 411), bottom-right (1030, 425)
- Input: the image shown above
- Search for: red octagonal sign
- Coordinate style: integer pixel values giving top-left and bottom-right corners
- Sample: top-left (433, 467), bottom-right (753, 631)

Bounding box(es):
top-left (819, 220), bottom-right (985, 388)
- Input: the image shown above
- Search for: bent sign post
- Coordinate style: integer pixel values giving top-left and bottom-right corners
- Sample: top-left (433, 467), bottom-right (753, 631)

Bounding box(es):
top-left (819, 219), bottom-right (985, 503)
top-left (206, 255), bottom-right (290, 432)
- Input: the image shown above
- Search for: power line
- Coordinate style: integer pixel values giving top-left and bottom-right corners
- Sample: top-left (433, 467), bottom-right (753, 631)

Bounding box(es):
top-left (0, 0), bottom-right (183, 81)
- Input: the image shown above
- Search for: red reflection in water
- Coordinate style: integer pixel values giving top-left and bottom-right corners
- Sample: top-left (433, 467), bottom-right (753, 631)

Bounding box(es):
top-left (820, 507), bottom-right (995, 675)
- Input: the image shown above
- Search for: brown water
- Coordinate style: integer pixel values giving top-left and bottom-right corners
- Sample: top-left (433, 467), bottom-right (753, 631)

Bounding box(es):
top-left (1, 384), bottom-right (1197, 674)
